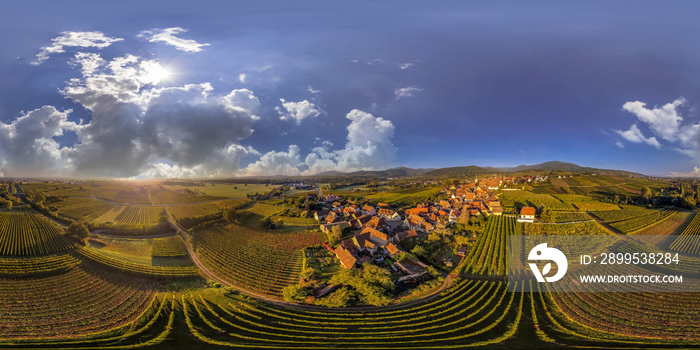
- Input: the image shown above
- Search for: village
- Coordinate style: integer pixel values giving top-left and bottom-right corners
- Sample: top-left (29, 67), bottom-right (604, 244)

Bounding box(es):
top-left (296, 174), bottom-right (545, 302)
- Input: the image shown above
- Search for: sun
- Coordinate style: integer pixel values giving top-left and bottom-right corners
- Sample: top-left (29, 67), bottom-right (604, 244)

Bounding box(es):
top-left (141, 61), bottom-right (172, 85)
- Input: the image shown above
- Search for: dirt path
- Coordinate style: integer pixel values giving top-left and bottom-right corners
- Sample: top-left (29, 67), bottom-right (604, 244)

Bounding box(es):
top-left (584, 212), bottom-right (624, 235)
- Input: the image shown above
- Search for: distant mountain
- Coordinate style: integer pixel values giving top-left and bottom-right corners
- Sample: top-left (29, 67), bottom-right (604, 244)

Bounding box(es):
top-left (421, 161), bottom-right (642, 179)
top-left (285, 161), bottom-right (641, 180)
top-left (501, 161), bottom-right (599, 173)
top-left (314, 167), bottom-right (434, 178)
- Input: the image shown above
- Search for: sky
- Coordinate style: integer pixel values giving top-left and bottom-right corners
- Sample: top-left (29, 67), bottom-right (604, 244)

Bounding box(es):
top-left (1, 0), bottom-right (700, 178)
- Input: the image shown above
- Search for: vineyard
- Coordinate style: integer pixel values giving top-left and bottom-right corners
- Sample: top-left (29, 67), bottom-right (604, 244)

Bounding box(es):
top-left (47, 197), bottom-right (115, 222)
top-left (193, 224), bottom-right (324, 298)
top-left (499, 191), bottom-right (573, 211)
top-left (0, 212), bottom-right (73, 256)
top-left (149, 187), bottom-right (222, 205)
top-left (607, 208), bottom-right (678, 234)
top-left (551, 211), bottom-right (592, 223)
top-left (152, 236), bottom-right (188, 257)
top-left (461, 216), bottom-right (515, 276)
top-left (523, 221), bottom-right (609, 235)
top-left (0, 205), bottom-right (698, 348)
top-left (552, 194), bottom-right (621, 211)
top-left (591, 205), bottom-right (658, 222)
top-left (114, 206), bottom-right (165, 227)
top-left (669, 211), bottom-right (700, 254)
top-left (0, 253), bottom-right (80, 276)
top-left (0, 266), bottom-right (157, 341)
top-left (75, 247), bottom-right (198, 277)
top-left (168, 199), bottom-right (249, 221)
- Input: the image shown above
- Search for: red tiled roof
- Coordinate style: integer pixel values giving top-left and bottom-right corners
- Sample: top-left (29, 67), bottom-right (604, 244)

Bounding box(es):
top-left (385, 242), bottom-right (400, 255)
top-left (335, 246), bottom-right (357, 269)
top-left (520, 207), bottom-right (536, 216)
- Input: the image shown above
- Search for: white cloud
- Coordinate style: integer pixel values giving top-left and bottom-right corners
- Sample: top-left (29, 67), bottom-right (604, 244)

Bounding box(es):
top-left (615, 141), bottom-right (624, 148)
top-left (307, 86), bottom-right (320, 94)
top-left (242, 109), bottom-right (398, 176)
top-left (33, 31), bottom-right (123, 65)
top-left (305, 109), bottom-right (397, 174)
top-left (244, 145), bottom-right (303, 176)
top-left (138, 27), bottom-right (210, 52)
top-left (277, 99), bottom-right (323, 125)
top-left (614, 124), bottom-right (661, 148)
top-left (394, 86), bottom-right (423, 99)
top-left (0, 53), bottom-right (262, 178)
top-left (238, 73), bottom-right (247, 83)
top-left (673, 148), bottom-right (695, 157)
top-left (616, 98), bottom-right (700, 158)
top-left (623, 99), bottom-right (686, 142)
top-left (71, 52), bottom-right (105, 76)
top-left (669, 167), bottom-right (700, 177)
top-left (0, 106), bottom-right (82, 176)
top-left (398, 63), bottom-right (414, 69)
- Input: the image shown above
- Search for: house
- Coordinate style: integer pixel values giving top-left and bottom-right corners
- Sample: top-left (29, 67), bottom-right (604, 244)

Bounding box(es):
top-left (385, 242), bottom-right (401, 256)
top-left (314, 210), bottom-right (329, 222)
top-left (335, 245), bottom-right (357, 269)
top-left (457, 246), bottom-right (467, 256)
top-left (364, 216), bottom-right (389, 231)
top-left (320, 221), bottom-right (351, 234)
top-left (361, 227), bottom-right (389, 247)
top-left (361, 205), bottom-right (376, 216)
top-left (405, 207), bottom-right (429, 216)
top-left (377, 208), bottom-right (400, 220)
top-left (517, 207), bottom-right (536, 223)
top-left (396, 229), bottom-right (418, 242)
top-left (350, 233), bottom-right (377, 253)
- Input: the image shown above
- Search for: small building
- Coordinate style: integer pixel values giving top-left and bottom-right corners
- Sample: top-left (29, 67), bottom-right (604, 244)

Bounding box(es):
top-left (457, 246), bottom-right (467, 256)
top-left (335, 245), bottom-right (357, 269)
top-left (517, 207), bottom-right (536, 223)
top-left (320, 221), bottom-right (351, 234)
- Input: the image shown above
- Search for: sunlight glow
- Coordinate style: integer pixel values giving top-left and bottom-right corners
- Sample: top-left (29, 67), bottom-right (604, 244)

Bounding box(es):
top-left (141, 61), bottom-right (172, 85)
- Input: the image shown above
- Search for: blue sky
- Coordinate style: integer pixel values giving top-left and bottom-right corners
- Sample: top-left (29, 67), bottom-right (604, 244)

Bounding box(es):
top-left (1, 0), bottom-right (700, 178)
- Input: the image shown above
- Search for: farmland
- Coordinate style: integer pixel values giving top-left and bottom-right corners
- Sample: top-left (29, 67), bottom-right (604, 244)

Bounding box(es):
top-left (2, 176), bottom-right (700, 348)
top-left (192, 223), bottom-right (324, 298)
top-left (162, 183), bottom-right (275, 198)
top-left (0, 212), bottom-right (73, 255)
top-left (669, 211), bottom-right (700, 255)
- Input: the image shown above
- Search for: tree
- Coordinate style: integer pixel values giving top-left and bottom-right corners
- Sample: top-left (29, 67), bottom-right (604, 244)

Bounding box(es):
top-left (66, 221), bottom-right (89, 244)
top-left (4, 200), bottom-right (11, 210)
top-left (641, 187), bottom-right (652, 200)
top-left (315, 287), bottom-right (354, 307)
top-left (433, 221), bottom-right (452, 237)
top-left (260, 217), bottom-right (275, 229)
top-left (682, 195), bottom-right (697, 209)
top-left (411, 244), bottom-right (426, 257)
top-left (282, 284), bottom-right (310, 303)
top-left (328, 225), bottom-right (343, 246)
